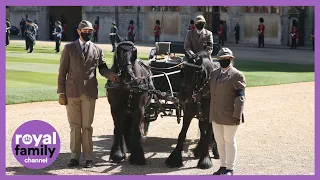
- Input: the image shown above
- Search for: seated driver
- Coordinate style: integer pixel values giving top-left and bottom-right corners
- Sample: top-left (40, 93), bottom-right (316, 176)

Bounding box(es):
top-left (184, 15), bottom-right (214, 60)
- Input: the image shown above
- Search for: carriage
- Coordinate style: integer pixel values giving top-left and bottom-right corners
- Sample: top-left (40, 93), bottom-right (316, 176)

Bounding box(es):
top-left (143, 41), bottom-right (221, 133)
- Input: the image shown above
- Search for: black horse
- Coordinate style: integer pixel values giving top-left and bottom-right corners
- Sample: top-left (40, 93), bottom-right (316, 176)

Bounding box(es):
top-left (165, 51), bottom-right (220, 169)
top-left (106, 41), bottom-right (154, 165)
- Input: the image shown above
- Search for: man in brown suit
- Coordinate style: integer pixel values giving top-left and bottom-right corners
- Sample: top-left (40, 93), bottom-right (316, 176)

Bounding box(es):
top-left (57, 20), bottom-right (119, 168)
top-left (184, 15), bottom-right (213, 59)
top-left (209, 47), bottom-right (246, 175)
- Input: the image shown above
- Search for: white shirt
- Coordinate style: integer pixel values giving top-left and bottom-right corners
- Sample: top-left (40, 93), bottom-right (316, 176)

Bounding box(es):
top-left (221, 67), bottom-right (231, 74)
top-left (78, 38), bottom-right (90, 54)
top-left (196, 28), bottom-right (204, 35)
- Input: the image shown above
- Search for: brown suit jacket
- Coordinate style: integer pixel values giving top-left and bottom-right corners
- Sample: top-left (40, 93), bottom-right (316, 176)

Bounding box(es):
top-left (209, 67), bottom-right (246, 125)
top-left (184, 29), bottom-right (213, 56)
top-left (57, 40), bottom-right (113, 99)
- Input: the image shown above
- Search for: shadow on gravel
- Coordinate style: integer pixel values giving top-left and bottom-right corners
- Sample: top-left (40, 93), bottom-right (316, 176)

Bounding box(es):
top-left (6, 135), bottom-right (207, 175)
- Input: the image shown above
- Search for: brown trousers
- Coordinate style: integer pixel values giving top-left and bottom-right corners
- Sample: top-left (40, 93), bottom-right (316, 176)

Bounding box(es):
top-left (66, 93), bottom-right (96, 161)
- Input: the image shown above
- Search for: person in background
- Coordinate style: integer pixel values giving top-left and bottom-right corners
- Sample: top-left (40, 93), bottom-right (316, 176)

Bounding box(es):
top-left (109, 22), bottom-right (118, 52)
top-left (93, 20), bottom-right (99, 42)
top-left (291, 25), bottom-right (298, 49)
top-left (20, 18), bottom-right (26, 37)
top-left (53, 21), bottom-right (63, 53)
top-left (257, 17), bottom-right (265, 48)
top-left (6, 18), bottom-right (11, 46)
top-left (234, 23), bottom-right (240, 44)
top-left (127, 20), bottom-right (135, 42)
top-left (154, 20), bottom-right (161, 42)
top-left (209, 47), bottom-right (246, 176)
top-left (188, 20), bottom-right (195, 31)
top-left (25, 19), bottom-right (36, 53)
top-left (33, 19), bottom-right (39, 40)
top-left (218, 20), bottom-right (225, 46)
top-left (62, 21), bottom-right (68, 41)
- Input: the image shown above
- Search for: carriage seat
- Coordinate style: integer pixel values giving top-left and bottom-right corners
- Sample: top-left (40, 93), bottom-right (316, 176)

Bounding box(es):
top-left (155, 42), bottom-right (171, 56)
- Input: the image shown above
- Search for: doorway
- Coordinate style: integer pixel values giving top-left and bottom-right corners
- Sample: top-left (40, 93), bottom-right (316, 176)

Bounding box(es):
top-left (48, 6), bottom-right (82, 41)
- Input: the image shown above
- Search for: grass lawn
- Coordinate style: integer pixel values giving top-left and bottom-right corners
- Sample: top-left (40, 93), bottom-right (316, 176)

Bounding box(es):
top-left (6, 43), bottom-right (314, 105)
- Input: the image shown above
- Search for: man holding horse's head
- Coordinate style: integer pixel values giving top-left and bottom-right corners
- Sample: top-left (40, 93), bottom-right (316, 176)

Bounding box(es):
top-left (184, 15), bottom-right (214, 59)
top-left (57, 20), bottom-right (119, 168)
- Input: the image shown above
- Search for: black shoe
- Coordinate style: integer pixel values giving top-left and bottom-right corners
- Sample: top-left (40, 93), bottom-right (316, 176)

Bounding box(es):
top-left (221, 169), bottom-right (233, 175)
top-left (213, 167), bottom-right (226, 175)
top-left (84, 160), bottom-right (94, 168)
top-left (27, 51), bottom-right (33, 53)
top-left (67, 159), bottom-right (79, 167)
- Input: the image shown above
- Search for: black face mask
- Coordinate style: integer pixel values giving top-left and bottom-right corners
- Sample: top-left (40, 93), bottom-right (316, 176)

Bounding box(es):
top-left (195, 23), bottom-right (205, 30)
top-left (81, 32), bottom-right (92, 42)
top-left (219, 59), bottom-right (231, 68)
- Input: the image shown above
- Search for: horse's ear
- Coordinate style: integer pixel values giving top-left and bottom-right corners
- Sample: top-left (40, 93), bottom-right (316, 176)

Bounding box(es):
top-left (131, 46), bottom-right (137, 61)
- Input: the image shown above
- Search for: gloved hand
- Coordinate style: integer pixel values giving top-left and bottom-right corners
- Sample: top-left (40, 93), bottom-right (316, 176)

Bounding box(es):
top-left (58, 94), bottom-right (67, 105)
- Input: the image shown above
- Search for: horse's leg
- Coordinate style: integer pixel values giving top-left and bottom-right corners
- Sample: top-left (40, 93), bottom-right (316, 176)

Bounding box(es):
top-left (165, 102), bottom-right (196, 168)
top-left (122, 114), bottom-right (132, 153)
top-left (128, 92), bottom-right (148, 165)
top-left (196, 99), bottom-right (213, 169)
top-left (108, 90), bottom-right (127, 163)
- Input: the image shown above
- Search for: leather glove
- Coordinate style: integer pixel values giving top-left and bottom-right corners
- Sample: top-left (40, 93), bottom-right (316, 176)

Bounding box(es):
top-left (58, 94), bottom-right (68, 105)
top-left (108, 72), bottom-right (121, 82)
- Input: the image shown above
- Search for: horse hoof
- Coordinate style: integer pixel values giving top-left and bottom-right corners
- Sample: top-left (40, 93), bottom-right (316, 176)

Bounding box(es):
top-left (110, 150), bottom-right (126, 163)
top-left (192, 147), bottom-right (201, 159)
top-left (197, 155), bottom-right (212, 169)
top-left (165, 150), bottom-right (183, 168)
top-left (129, 155), bottom-right (146, 165)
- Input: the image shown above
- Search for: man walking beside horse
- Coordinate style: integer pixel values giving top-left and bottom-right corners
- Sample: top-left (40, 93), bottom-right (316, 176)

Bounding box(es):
top-left (57, 20), bottom-right (119, 168)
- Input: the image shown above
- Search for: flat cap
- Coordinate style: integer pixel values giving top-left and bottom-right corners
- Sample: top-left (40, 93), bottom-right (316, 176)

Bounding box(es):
top-left (217, 47), bottom-right (235, 59)
top-left (77, 20), bottom-right (93, 30)
top-left (195, 15), bottom-right (206, 23)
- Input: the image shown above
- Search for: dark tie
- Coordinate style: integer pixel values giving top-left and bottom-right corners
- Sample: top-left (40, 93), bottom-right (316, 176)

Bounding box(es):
top-left (82, 44), bottom-right (86, 54)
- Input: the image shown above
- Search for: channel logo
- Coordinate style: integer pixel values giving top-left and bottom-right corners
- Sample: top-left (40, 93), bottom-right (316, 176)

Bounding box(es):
top-left (11, 120), bottom-right (61, 169)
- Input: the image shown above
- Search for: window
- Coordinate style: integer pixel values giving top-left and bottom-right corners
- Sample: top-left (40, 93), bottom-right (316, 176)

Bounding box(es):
top-left (246, 6), bottom-right (280, 13)
top-left (149, 6), bottom-right (180, 12)
top-left (197, 6), bottom-right (203, 12)
top-left (221, 6), bottom-right (229, 13)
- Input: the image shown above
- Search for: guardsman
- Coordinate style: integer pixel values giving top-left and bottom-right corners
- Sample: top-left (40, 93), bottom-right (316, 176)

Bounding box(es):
top-left (184, 15), bottom-right (214, 59)
top-left (53, 21), bottom-right (63, 53)
top-left (127, 20), bottom-right (135, 43)
top-left (6, 18), bottom-right (11, 46)
top-left (93, 20), bottom-right (99, 42)
top-left (218, 20), bottom-right (225, 46)
top-left (188, 20), bottom-right (195, 31)
top-left (110, 22), bottom-right (118, 52)
top-left (234, 23), bottom-right (240, 44)
top-left (291, 26), bottom-right (299, 49)
top-left (154, 20), bottom-right (161, 42)
top-left (25, 19), bottom-right (36, 53)
top-left (258, 17), bottom-right (265, 48)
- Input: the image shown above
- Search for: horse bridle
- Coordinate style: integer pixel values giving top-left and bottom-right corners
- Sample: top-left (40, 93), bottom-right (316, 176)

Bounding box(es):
top-left (181, 56), bottom-right (209, 121)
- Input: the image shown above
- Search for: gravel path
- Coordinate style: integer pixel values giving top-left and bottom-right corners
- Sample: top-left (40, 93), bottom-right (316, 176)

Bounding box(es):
top-left (5, 82), bottom-right (314, 175)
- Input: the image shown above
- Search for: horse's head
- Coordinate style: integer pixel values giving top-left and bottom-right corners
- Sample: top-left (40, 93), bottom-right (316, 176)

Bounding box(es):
top-left (114, 41), bottom-right (138, 84)
top-left (178, 51), bottom-right (216, 103)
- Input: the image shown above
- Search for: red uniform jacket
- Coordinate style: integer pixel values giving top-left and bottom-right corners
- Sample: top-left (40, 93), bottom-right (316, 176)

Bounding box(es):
top-left (218, 26), bottom-right (224, 36)
top-left (258, 24), bottom-right (265, 36)
top-left (154, 25), bottom-right (160, 36)
top-left (291, 27), bottom-right (298, 39)
top-left (128, 25), bottom-right (134, 35)
top-left (94, 24), bottom-right (99, 35)
top-left (188, 25), bottom-right (195, 30)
